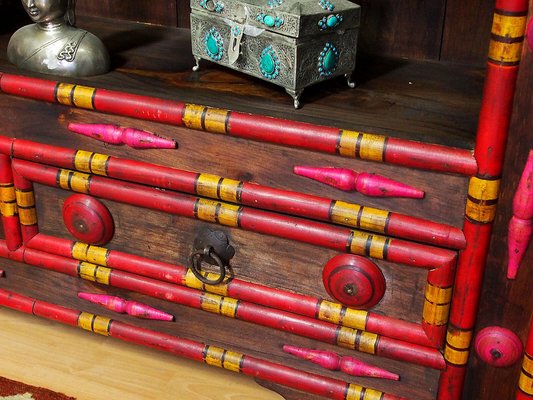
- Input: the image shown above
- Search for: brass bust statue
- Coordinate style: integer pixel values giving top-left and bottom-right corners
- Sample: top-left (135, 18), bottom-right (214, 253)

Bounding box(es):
top-left (7, 0), bottom-right (110, 77)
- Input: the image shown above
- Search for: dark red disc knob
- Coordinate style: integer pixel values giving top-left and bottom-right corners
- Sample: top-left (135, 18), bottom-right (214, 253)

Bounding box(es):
top-left (474, 326), bottom-right (523, 367)
top-left (62, 194), bottom-right (114, 245)
top-left (322, 254), bottom-right (386, 309)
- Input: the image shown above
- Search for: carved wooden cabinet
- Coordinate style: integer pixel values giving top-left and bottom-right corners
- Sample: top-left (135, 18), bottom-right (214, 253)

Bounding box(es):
top-left (0, 1), bottom-right (531, 399)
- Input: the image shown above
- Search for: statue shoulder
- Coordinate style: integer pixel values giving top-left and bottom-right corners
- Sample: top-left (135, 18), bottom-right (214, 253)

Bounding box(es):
top-left (74, 29), bottom-right (111, 75)
top-left (7, 25), bottom-right (38, 57)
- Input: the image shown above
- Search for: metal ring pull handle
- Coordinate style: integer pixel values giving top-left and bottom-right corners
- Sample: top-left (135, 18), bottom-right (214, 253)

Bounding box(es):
top-left (190, 246), bottom-right (227, 285)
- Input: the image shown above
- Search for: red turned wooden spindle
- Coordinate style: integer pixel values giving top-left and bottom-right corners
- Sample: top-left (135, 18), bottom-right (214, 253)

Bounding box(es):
top-left (0, 289), bottom-right (406, 400)
top-left (0, 73), bottom-right (477, 175)
top-left (68, 123), bottom-right (177, 150)
top-left (283, 344), bottom-right (400, 380)
top-left (508, 150), bottom-right (533, 279)
top-left (0, 270), bottom-right (4, 277)
top-left (78, 292), bottom-right (174, 321)
top-left (339, 357), bottom-right (400, 381)
top-left (283, 345), bottom-right (342, 370)
top-left (293, 166), bottom-right (424, 199)
top-left (474, 326), bottom-right (523, 367)
top-left (27, 234), bottom-right (434, 348)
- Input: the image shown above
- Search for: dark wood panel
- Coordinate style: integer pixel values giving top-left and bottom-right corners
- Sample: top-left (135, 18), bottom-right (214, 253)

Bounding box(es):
top-left (356, 0), bottom-right (446, 60)
top-left (76, 0), bottom-right (178, 26)
top-left (0, 94), bottom-right (442, 400)
top-left (440, 0), bottom-right (495, 65)
top-left (177, 1), bottom-right (191, 29)
top-left (463, 4), bottom-right (533, 398)
top-left (73, 0), bottom-right (495, 63)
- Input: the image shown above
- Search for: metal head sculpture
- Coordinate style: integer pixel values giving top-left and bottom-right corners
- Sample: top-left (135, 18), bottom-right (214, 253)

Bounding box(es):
top-left (7, 0), bottom-right (110, 76)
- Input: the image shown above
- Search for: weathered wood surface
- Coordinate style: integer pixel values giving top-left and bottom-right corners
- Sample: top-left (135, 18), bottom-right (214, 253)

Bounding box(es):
top-left (0, 17), bottom-right (485, 400)
top-left (76, 0), bottom-right (178, 26)
top-left (440, 0), bottom-right (495, 64)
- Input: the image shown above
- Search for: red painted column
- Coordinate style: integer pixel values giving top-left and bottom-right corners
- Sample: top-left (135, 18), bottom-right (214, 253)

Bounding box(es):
top-left (11, 162), bottom-right (38, 243)
top-left (0, 155), bottom-right (22, 250)
top-left (439, 0), bottom-right (530, 398)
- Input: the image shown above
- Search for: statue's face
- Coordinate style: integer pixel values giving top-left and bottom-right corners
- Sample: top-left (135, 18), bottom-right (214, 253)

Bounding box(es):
top-left (21, 0), bottom-right (67, 23)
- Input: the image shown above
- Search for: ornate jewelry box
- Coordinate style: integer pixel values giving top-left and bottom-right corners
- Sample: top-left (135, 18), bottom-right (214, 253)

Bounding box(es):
top-left (190, 0), bottom-right (361, 108)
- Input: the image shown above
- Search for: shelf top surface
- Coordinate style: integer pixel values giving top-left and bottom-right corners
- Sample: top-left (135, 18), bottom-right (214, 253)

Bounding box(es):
top-left (0, 16), bottom-right (485, 149)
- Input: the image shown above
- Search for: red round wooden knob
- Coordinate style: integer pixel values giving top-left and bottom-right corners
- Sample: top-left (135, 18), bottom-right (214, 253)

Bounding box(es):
top-left (62, 194), bottom-right (114, 245)
top-left (322, 254), bottom-right (386, 309)
top-left (474, 326), bottom-right (523, 367)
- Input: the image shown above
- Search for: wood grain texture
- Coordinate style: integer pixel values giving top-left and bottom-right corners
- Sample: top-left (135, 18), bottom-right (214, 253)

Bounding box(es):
top-left (356, 0), bottom-right (446, 60)
top-left (76, 0), bottom-right (178, 26)
top-left (4, 0), bottom-right (495, 63)
top-left (462, 2), bottom-right (533, 398)
top-left (440, 0), bottom-right (495, 65)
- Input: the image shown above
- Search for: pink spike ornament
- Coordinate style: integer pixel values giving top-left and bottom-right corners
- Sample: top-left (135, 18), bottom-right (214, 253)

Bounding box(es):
top-left (68, 123), bottom-right (177, 149)
top-left (78, 292), bottom-right (174, 321)
top-left (282, 344), bottom-right (399, 380)
top-left (508, 150), bottom-right (533, 279)
top-left (293, 166), bottom-right (424, 198)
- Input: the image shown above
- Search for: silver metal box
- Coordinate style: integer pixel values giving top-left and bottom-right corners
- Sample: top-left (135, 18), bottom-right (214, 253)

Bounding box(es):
top-left (190, 0), bottom-right (361, 108)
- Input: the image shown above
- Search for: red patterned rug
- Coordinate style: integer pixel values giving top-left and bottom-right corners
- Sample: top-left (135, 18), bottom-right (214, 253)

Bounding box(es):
top-left (0, 377), bottom-right (75, 400)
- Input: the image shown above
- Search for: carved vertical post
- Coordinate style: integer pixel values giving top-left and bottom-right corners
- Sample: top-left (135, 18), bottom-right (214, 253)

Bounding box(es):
top-left (439, 0), bottom-right (530, 398)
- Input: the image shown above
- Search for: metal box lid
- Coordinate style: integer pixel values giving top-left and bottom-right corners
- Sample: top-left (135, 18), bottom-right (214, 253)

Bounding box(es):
top-left (191, 0), bottom-right (360, 39)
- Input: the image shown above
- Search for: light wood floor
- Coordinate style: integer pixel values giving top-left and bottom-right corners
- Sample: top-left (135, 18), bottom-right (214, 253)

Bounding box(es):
top-left (0, 308), bottom-right (283, 400)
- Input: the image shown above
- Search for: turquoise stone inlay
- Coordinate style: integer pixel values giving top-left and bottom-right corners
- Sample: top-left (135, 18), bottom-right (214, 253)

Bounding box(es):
top-left (199, 0), bottom-right (225, 12)
top-left (319, 0), bottom-right (335, 11)
top-left (260, 46), bottom-right (280, 80)
top-left (264, 15), bottom-right (275, 27)
top-left (327, 15), bottom-right (339, 27)
top-left (317, 42), bottom-right (339, 77)
top-left (256, 12), bottom-right (284, 28)
top-left (318, 14), bottom-right (343, 30)
top-left (268, 0), bottom-right (283, 7)
top-left (204, 27), bottom-right (224, 61)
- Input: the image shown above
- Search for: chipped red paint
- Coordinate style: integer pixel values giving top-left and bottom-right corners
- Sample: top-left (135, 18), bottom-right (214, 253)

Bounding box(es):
top-left (439, 0), bottom-right (529, 398)
top-left (0, 154), bottom-right (22, 251)
top-left (0, 73), bottom-right (477, 175)
top-left (0, 136), bottom-right (466, 250)
top-left (0, 242), bottom-right (445, 370)
top-left (28, 232), bottom-right (434, 348)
